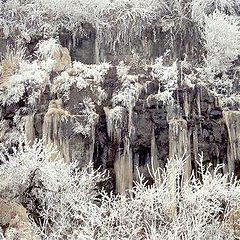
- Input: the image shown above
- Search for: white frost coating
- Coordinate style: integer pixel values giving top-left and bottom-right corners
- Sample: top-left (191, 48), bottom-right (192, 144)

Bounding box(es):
top-left (72, 97), bottom-right (99, 137)
top-left (223, 110), bottom-right (240, 175)
top-left (0, 61), bottom-right (49, 106)
top-left (112, 74), bottom-right (143, 108)
top-left (43, 99), bottom-right (71, 163)
top-left (104, 106), bottom-right (125, 141)
top-left (147, 89), bottom-right (175, 106)
top-left (168, 117), bottom-right (191, 183)
top-left (72, 61), bottom-right (110, 84)
top-left (0, 120), bottom-right (8, 143)
top-left (191, 0), bottom-right (236, 25)
top-left (204, 11), bottom-right (240, 74)
top-left (36, 38), bottom-right (71, 72)
top-left (35, 38), bottom-right (62, 59)
top-left (116, 61), bottom-right (130, 79)
top-left (114, 137), bottom-right (133, 194)
top-left (151, 56), bottom-right (178, 104)
top-left (52, 61), bottom-right (110, 102)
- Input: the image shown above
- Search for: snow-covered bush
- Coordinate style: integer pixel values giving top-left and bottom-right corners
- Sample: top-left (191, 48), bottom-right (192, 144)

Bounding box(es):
top-left (72, 97), bottom-right (99, 137)
top-left (191, 0), bottom-right (236, 24)
top-left (96, 0), bottom-right (167, 50)
top-left (112, 74), bottom-right (143, 109)
top-left (0, 40), bottom-right (58, 106)
top-left (0, 44), bottom-right (26, 77)
top-left (203, 11), bottom-right (240, 74)
top-left (52, 61), bottom-right (109, 101)
top-left (0, 65), bottom-right (49, 106)
top-left (0, 139), bottom-right (107, 239)
top-left (149, 56), bottom-right (178, 104)
top-left (190, 10), bottom-right (240, 107)
top-left (35, 38), bottom-right (62, 60)
top-left (0, 0), bottom-right (206, 49)
top-left (1, 140), bottom-right (240, 239)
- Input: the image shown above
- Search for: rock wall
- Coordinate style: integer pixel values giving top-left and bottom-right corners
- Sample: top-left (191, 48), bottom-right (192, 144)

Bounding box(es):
top-left (0, 61), bottom-right (238, 194)
top-left (0, 31), bottom-right (239, 194)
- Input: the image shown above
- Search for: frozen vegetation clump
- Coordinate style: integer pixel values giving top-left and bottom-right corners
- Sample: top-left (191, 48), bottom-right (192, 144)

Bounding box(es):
top-left (1, 0), bottom-right (238, 51)
top-left (0, 141), bottom-right (239, 239)
top-left (149, 56), bottom-right (178, 104)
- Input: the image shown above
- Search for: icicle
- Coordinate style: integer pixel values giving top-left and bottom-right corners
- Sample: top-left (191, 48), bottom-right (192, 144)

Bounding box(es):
top-left (197, 86), bottom-right (202, 132)
top-left (104, 106), bottom-right (125, 142)
top-left (114, 137), bottom-right (133, 194)
top-left (0, 120), bottom-right (8, 143)
top-left (183, 91), bottom-right (190, 119)
top-left (23, 113), bottom-right (35, 145)
top-left (215, 95), bottom-right (220, 107)
top-left (142, 36), bottom-right (151, 62)
top-left (223, 110), bottom-right (240, 175)
top-left (196, 87), bottom-right (201, 117)
top-left (105, 104), bottom-right (134, 194)
top-left (151, 129), bottom-right (159, 172)
top-left (43, 100), bottom-right (71, 163)
top-left (166, 115), bottom-right (192, 217)
top-left (68, 39), bottom-right (72, 53)
top-left (166, 158), bottom-right (178, 218)
top-left (104, 106), bottom-right (133, 193)
top-left (72, 31), bottom-right (77, 48)
top-left (95, 34), bottom-right (100, 64)
top-left (128, 105), bottom-right (135, 140)
top-left (193, 124), bottom-right (199, 166)
top-left (168, 117), bottom-right (191, 182)
top-left (89, 122), bottom-right (97, 163)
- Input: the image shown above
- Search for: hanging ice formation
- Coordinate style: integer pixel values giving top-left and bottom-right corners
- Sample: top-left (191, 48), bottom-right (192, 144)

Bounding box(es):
top-left (114, 137), bottom-right (133, 194)
top-left (105, 106), bottom-right (133, 194)
top-left (151, 129), bottom-right (159, 173)
top-left (223, 110), bottom-right (240, 175)
top-left (168, 114), bottom-right (191, 183)
top-left (42, 99), bottom-right (71, 163)
top-left (23, 113), bottom-right (35, 145)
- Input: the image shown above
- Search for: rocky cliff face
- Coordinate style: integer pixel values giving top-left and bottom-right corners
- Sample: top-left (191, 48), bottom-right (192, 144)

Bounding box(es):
top-left (0, 36), bottom-right (239, 194)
